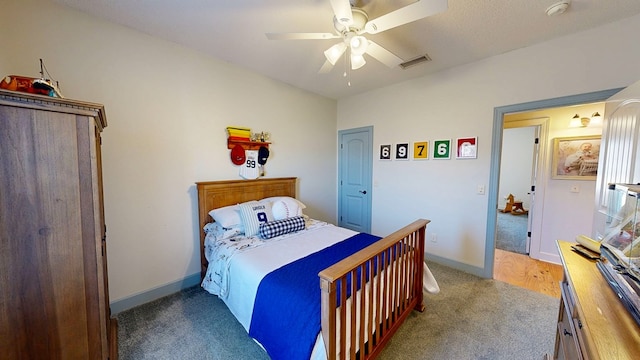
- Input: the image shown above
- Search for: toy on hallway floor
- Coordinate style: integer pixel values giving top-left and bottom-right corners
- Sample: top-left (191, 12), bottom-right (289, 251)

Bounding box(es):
top-left (499, 194), bottom-right (528, 215)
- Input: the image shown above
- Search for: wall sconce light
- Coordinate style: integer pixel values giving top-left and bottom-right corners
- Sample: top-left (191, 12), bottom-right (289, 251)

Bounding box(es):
top-left (580, 115), bottom-right (590, 127)
top-left (569, 112), bottom-right (602, 128)
top-left (570, 113), bottom-right (590, 127)
top-left (588, 112), bottom-right (602, 126)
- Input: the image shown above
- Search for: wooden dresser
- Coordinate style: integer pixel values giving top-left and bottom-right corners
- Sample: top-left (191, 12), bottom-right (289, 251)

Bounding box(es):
top-left (554, 241), bottom-right (640, 359)
top-left (0, 89), bottom-right (117, 359)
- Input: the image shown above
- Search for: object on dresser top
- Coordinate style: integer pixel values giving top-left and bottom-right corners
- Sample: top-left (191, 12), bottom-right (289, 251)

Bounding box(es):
top-left (570, 244), bottom-right (600, 260)
top-left (575, 234), bottom-right (601, 253)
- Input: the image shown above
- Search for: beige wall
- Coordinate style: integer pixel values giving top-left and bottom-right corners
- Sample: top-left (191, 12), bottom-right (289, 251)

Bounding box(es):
top-left (1, 0), bottom-right (338, 303)
top-left (337, 13), bottom-right (640, 269)
top-left (5, 0), bottom-right (640, 302)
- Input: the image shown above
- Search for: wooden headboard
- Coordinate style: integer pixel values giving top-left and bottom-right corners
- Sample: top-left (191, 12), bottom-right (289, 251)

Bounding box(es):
top-left (195, 177), bottom-right (297, 277)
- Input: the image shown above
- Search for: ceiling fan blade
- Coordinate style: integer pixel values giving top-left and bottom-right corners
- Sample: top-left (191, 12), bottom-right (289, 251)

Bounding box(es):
top-left (365, 40), bottom-right (403, 68)
top-left (363, 0), bottom-right (447, 34)
top-left (330, 0), bottom-right (353, 26)
top-left (318, 60), bottom-right (334, 74)
top-left (266, 32), bottom-right (339, 40)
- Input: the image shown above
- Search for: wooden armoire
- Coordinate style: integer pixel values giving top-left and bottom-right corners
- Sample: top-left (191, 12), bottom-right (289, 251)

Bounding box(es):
top-left (0, 89), bottom-right (117, 359)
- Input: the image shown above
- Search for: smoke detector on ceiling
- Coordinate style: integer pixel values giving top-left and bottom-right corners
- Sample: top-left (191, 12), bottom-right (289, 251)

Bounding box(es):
top-left (546, 1), bottom-right (571, 16)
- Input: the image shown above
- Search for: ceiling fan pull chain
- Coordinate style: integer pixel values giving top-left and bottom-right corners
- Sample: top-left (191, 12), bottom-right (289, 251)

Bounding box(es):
top-left (345, 47), bottom-right (351, 86)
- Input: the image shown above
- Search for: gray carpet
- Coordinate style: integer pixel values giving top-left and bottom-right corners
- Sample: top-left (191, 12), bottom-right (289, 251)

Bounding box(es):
top-left (496, 211), bottom-right (528, 255)
top-left (117, 262), bottom-right (559, 360)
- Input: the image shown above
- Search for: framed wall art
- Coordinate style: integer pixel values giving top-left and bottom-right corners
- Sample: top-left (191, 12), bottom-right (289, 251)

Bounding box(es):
top-left (456, 137), bottom-right (477, 159)
top-left (433, 139), bottom-right (451, 159)
top-left (379, 144), bottom-right (391, 160)
top-left (413, 141), bottom-right (429, 160)
top-left (551, 135), bottom-right (601, 180)
top-left (395, 143), bottom-right (409, 160)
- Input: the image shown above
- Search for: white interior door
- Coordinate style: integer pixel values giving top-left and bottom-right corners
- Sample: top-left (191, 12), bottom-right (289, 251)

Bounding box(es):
top-left (499, 118), bottom-right (548, 256)
top-left (526, 124), bottom-right (542, 254)
top-left (338, 126), bottom-right (373, 233)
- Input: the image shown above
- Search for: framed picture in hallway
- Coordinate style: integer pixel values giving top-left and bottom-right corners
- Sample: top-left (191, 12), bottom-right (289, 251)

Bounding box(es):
top-left (552, 135), bottom-right (601, 180)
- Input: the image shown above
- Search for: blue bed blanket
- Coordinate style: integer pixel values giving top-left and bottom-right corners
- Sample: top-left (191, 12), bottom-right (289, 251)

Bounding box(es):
top-left (248, 232), bottom-right (381, 360)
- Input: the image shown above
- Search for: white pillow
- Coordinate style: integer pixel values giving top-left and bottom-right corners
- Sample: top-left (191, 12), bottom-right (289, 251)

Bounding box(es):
top-left (260, 196), bottom-right (306, 221)
top-left (208, 205), bottom-right (241, 229)
top-left (208, 201), bottom-right (257, 229)
top-left (238, 202), bottom-right (274, 237)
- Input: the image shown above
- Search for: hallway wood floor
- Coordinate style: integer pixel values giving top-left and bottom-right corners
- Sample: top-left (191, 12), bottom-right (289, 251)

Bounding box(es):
top-left (493, 248), bottom-right (564, 298)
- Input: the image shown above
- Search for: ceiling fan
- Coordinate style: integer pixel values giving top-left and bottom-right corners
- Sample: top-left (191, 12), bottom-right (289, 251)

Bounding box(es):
top-left (266, 0), bottom-right (448, 73)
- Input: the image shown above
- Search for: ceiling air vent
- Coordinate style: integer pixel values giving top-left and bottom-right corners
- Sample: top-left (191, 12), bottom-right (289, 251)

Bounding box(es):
top-left (399, 54), bottom-right (432, 69)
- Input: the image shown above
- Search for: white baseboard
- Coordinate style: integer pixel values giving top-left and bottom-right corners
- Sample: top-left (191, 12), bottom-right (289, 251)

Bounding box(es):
top-left (110, 272), bottom-right (201, 315)
top-left (425, 254), bottom-right (487, 278)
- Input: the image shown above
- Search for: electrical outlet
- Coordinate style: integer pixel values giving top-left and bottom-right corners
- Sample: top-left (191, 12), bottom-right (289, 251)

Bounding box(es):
top-left (430, 233), bottom-right (437, 243)
top-left (477, 185), bottom-right (485, 195)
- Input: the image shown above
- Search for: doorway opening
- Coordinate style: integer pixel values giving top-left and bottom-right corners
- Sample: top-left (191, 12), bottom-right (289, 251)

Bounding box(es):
top-left (483, 88), bottom-right (622, 279)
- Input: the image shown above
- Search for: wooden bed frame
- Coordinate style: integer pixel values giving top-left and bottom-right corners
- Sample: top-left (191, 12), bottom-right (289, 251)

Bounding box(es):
top-left (196, 177), bottom-right (429, 360)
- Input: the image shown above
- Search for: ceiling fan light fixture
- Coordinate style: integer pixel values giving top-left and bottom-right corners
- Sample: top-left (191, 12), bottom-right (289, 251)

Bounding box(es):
top-left (351, 54), bottom-right (366, 70)
top-left (350, 36), bottom-right (369, 56)
top-left (268, 1), bottom-right (447, 75)
top-left (324, 42), bottom-right (347, 65)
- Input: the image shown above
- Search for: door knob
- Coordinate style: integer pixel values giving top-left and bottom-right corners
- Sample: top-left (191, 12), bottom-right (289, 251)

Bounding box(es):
top-left (359, 190), bottom-right (367, 194)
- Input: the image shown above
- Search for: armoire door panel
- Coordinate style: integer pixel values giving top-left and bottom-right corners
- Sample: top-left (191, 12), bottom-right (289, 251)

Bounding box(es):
top-left (0, 89), bottom-right (114, 359)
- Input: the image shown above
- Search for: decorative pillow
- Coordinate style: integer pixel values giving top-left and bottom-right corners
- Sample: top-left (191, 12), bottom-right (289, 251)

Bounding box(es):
top-left (259, 216), bottom-right (306, 239)
top-left (261, 196), bottom-right (307, 209)
top-left (238, 202), bottom-right (274, 237)
top-left (208, 201), bottom-right (258, 230)
top-left (261, 196), bottom-right (306, 220)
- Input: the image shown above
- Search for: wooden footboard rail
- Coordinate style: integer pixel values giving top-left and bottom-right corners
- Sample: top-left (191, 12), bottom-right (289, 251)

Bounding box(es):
top-left (319, 219), bottom-right (430, 360)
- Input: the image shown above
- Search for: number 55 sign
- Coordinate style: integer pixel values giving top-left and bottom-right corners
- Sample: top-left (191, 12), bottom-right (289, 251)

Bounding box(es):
top-left (433, 139), bottom-right (451, 159)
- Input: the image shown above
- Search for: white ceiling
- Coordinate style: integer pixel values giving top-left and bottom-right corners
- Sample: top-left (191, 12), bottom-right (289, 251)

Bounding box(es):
top-left (54, 0), bottom-right (640, 100)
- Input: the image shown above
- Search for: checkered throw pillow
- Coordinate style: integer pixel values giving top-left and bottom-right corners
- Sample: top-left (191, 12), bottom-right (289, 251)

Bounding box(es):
top-left (259, 216), bottom-right (306, 239)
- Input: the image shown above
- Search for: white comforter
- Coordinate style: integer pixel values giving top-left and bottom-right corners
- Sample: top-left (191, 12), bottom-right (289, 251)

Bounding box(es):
top-left (202, 219), bottom-right (356, 329)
